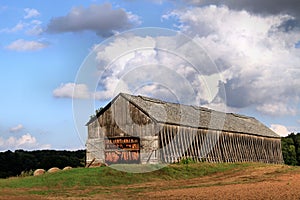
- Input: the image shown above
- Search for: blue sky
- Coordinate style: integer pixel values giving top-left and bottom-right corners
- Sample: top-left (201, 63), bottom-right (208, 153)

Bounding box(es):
top-left (0, 0), bottom-right (300, 151)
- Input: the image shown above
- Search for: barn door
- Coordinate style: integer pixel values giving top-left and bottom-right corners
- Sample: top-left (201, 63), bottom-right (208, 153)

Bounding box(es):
top-left (104, 137), bottom-right (140, 164)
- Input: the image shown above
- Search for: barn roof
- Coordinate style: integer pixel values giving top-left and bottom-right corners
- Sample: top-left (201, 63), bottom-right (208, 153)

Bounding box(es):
top-left (88, 93), bottom-right (280, 138)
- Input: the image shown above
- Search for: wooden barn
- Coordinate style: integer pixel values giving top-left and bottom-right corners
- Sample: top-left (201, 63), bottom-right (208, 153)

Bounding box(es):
top-left (86, 93), bottom-right (283, 166)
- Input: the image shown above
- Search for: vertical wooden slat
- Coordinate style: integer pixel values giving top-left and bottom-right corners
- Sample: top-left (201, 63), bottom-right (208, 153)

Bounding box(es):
top-left (240, 135), bottom-right (246, 162)
top-left (248, 136), bottom-right (254, 162)
top-left (253, 137), bottom-right (258, 162)
top-left (165, 126), bottom-right (171, 163)
top-left (231, 134), bottom-right (238, 162)
top-left (228, 133), bottom-right (235, 162)
top-left (209, 131), bottom-right (216, 162)
top-left (245, 135), bottom-right (251, 162)
top-left (187, 128), bottom-right (193, 159)
top-left (212, 131), bottom-right (221, 162)
top-left (169, 126), bottom-right (176, 163)
top-left (182, 127), bottom-right (187, 159)
top-left (235, 134), bottom-right (242, 162)
top-left (219, 133), bottom-right (226, 162)
top-left (188, 128), bottom-right (196, 160)
top-left (198, 130), bottom-right (205, 160)
top-left (258, 137), bottom-right (264, 162)
top-left (179, 127), bottom-right (185, 160)
top-left (177, 127), bottom-right (182, 161)
top-left (225, 133), bottom-right (231, 162)
top-left (205, 131), bottom-right (212, 162)
top-left (161, 130), bottom-right (167, 163)
top-left (162, 127), bottom-right (168, 163)
top-left (173, 127), bottom-right (180, 162)
top-left (194, 131), bottom-right (201, 161)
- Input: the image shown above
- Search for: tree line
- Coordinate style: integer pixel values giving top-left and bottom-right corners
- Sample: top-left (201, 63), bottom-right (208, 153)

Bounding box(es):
top-left (0, 149), bottom-right (85, 178)
top-left (281, 133), bottom-right (300, 165)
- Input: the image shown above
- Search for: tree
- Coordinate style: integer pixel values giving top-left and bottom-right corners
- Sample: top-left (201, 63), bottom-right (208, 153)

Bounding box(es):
top-left (281, 136), bottom-right (297, 165)
top-left (0, 150), bottom-right (85, 178)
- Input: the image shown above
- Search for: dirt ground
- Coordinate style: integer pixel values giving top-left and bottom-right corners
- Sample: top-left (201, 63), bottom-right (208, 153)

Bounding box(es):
top-left (1, 165), bottom-right (300, 200)
top-left (131, 166), bottom-right (300, 200)
top-left (143, 173), bottom-right (300, 200)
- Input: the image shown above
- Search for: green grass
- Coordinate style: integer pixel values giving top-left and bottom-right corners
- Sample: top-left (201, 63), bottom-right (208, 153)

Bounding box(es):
top-left (0, 162), bottom-right (260, 188)
top-left (0, 162), bottom-right (296, 198)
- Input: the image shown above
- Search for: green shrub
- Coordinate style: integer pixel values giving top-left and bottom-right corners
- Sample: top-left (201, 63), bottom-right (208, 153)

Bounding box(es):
top-left (179, 157), bottom-right (197, 164)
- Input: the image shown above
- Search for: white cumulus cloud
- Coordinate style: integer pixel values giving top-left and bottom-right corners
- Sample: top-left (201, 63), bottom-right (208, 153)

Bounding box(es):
top-left (24, 8), bottom-right (40, 19)
top-left (91, 33), bottom-right (223, 106)
top-left (166, 5), bottom-right (300, 116)
top-left (0, 133), bottom-right (51, 151)
top-left (26, 20), bottom-right (43, 35)
top-left (5, 39), bottom-right (48, 51)
top-left (53, 83), bottom-right (96, 99)
top-left (0, 20), bottom-right (43, 36)
top-left (270, 124), bottom-right (291, 137)
top-left (9, 124), bottom-right (24, 133)
top-left (0, 21), bottom-right (25, 33)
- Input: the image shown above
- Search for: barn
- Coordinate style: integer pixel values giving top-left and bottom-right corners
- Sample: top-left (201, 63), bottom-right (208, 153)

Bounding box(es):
top-left (86, 93), bottom-right (283, 166)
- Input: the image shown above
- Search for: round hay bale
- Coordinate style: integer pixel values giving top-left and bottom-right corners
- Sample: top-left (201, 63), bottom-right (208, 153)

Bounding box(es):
top-left (63, 166), bottom-right (72, 171)
top-left (33, 169), bottom-right (45, 176)
top-left (48, 167), bottom-right (60, 173)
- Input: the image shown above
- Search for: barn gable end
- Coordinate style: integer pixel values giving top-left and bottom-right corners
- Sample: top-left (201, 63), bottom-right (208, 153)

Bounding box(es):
top-left (86, 94), bottom-right (160, 166)
top-left (86, 93), bottom-right (284, 166)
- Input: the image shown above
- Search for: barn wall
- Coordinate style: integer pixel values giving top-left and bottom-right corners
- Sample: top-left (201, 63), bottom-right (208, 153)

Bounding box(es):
top-left (140, 136), bottom-right (159, 164)
top-left (159, 124), bottom-right (284, 164)
top-left (86, 120), bottom-right (105, 166)
top-left (87, 95), bottom-right (283, 166)
top-left (97, 95), bottom-right (158, 137)
top-left (87, 95), bottom-right (160, 165)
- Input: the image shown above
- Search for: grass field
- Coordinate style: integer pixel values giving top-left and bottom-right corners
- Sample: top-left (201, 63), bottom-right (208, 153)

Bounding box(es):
top-left (0, 162), bottom-right (299, 199)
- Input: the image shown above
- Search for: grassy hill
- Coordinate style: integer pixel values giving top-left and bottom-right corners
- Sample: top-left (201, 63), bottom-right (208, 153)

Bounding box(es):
top-left (0, 162), bottom-right (299, 199)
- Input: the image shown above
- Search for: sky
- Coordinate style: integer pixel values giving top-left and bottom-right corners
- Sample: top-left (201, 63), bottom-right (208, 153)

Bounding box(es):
top-left (0, 0), bottom-right (299, 151)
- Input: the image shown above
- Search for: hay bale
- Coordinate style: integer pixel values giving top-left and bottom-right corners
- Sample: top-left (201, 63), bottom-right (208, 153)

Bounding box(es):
top-left (33, 169), bottom-right (45, 176)
top-left (48, 167), bottom-right (60, 173)
top-left (63, 166), bottom-right (72, 171)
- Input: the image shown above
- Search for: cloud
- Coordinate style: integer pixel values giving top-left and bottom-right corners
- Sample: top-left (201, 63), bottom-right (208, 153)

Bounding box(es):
top-left (270, 124), bottom-right (290, 137)
top-left (256, 103), bottom-right (297, 116)
top-left (9, 124), bottom-right (24, 133)
top-left (179, 0), bottom-right (300, 19)
top-left (0, 21), bottom-right (25, 33)
top-left (53, 83), bottom-right (94, 99)
top-left (46, 3), bottom-right (140, 37)
top-left (5, 39), bottom-right (48, 51)
top-left (165, 5), bottom-right (300, 116)
top-left (0, 133), bottom-right (51, 151)
top-left (0, 20), bottom-right (43, 36)
top-left (90, 33), bottom-right (223, 106)
top-left (26, 20), bottom-right (43, 35)
top-left (24, 8), bottom-right (40, 19)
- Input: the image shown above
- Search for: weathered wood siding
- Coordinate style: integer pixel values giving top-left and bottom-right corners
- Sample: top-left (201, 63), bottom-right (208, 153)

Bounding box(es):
top-left (95, 95), bottom-right (158, 137)
top-left (86, 119), bottom-right (105, 165)
top-left (87, 95), bottom-right (283, 166)
top-left (87, 95), bottom-right (160, 165)
top-left (158, 124), bottom-right (283, 164)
